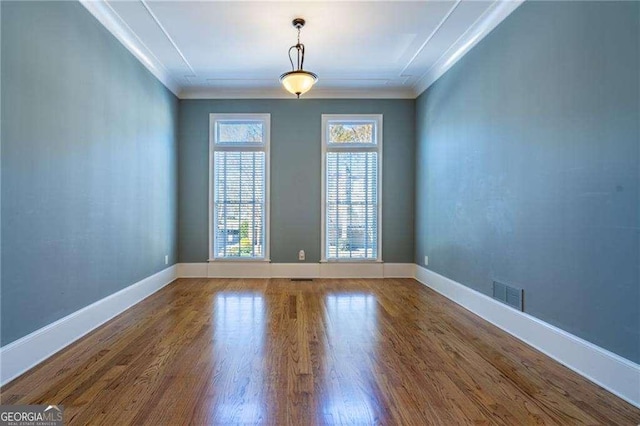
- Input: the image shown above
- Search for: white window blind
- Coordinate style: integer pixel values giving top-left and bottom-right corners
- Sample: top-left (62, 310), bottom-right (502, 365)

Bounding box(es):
top-left (322, 115), bottom-right (382, 261)
top-left (210, 114), bottom-right (270, 260)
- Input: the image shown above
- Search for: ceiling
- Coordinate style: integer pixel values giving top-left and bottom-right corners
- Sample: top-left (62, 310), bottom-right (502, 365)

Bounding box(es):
top-left (81, 1), bottom-right (522, 98)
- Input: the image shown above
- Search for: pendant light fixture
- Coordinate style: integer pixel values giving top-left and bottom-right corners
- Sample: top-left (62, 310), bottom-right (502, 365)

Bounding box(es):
top-left (280, 18), bottom-right (318, 98)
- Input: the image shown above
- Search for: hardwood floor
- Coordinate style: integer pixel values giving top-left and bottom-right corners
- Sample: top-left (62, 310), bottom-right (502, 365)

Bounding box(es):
top-left (1, 278), bottom-right (639, 425)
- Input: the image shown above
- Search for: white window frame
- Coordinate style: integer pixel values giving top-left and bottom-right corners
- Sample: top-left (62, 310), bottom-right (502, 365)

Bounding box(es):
top-left (321, 114), bottom-right (383, 262)
top-left (209, 113), bottom-right (270, 262)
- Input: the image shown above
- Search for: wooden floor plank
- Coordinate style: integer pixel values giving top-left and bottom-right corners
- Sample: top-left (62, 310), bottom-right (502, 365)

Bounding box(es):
top-left (1, 278), bottom-right (638, 425)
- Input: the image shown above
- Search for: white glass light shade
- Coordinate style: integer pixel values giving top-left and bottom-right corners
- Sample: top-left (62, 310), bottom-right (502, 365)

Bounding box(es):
top-left (280, 71), bottom-right (318, 97)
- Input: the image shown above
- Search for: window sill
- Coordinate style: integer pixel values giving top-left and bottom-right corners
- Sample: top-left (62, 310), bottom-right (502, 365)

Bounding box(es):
top-left (319, 259), bottom-right (383, 263)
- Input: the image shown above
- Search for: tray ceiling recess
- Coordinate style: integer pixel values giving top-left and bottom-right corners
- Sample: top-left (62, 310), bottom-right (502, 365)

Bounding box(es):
top-left (80, 0), bottom-right (523, 99)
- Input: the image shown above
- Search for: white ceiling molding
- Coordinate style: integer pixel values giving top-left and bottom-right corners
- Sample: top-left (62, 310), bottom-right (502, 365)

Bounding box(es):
top-left (412, 0), bottom-right (524, 97)
top-left (79, 0), bottom-right (181, 96)
top-left (139, 0), bottom-right (196, 77)
top-left (399, 0), bottom-right (462, 76)
top-left (179, 87), bottom-right (416, 100)
top-left (79, 0), bottom-right (523, 100)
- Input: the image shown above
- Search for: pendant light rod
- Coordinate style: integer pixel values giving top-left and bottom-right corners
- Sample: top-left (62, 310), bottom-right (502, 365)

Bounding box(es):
top-left (288, 19), bottom-right (306, 71)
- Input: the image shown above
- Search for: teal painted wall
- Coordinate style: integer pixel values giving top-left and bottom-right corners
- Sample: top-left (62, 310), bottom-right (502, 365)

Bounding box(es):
top-left (178, 99), bottom-right (415, 263)
top-left (415, 1), bottom-right (640, 362)
top-left (1, 1), bottom-right (179, 345)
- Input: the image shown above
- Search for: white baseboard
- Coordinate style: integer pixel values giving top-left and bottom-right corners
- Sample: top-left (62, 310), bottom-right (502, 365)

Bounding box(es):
top-left (320, 262), bottom-right (384, 278)
top-left (207, 261), bottom-right (271, 278)
top-left (176, 262), bottom-right (415, 279)
top-left (0, 265), bottom-right (177, 386)
top-left (271, 263), bottom-right (320, 278)
top-left (176, 262), bottom-right (207, 278)
top-left (414, 265), bottom-right (640, 409)
top-left (383, 263), bottom-right (416, 278)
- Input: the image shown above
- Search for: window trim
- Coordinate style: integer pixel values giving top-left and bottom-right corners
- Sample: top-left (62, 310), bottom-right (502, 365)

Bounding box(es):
top-left (208, 113), bottom-right (270, 262)
top-left (321, 114), bottom-right (383, 263)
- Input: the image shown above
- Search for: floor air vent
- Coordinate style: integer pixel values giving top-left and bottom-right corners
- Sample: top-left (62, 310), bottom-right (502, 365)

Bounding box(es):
top-left (291, 278), bottom-right (313, 281)
top-left (492, 281), bottom-right (523, 311)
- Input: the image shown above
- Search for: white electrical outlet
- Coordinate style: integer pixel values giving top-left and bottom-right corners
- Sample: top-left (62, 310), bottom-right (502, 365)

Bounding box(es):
top-left (424, 256), bottom-right (429, 266)
top-left (298, 250), bottom-right (305, 261)
top-left (165, 255), bottom-right (169, 265)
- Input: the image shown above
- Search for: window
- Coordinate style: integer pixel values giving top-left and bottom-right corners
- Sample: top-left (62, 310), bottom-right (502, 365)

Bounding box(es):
top-left (210, 114), bottom-right (270, 260)
top-left (322, 114), bottom-right (382, 261)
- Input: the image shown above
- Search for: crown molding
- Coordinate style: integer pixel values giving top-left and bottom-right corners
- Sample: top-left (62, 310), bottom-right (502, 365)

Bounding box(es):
top-left (139, 0), bottom-right (196, 76)
top-left (80, 0), bottom-right (521, 100)
top-left (179, 87), bottom-right (417, 100)
top-left (79, 0), bottom-right (181, 97)
top-left (413, 0), bottom-right (524, 97)
top-left (400, 0), bottom-right (461, 77)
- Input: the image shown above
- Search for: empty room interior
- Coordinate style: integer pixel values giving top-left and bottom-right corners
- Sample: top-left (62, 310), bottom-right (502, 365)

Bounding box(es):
top-left (1, 0), bottom-right (639, 424)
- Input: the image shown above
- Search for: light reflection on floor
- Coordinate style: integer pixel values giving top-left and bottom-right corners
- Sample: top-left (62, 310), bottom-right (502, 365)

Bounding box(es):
top-left (205, 290), bottom-right (384, 424)
top-left (321, 293), bottom-right (381, 424)
top-left (214, 292), bottom-right (265, 341)
top-left (211, 293), bottom-right (266, 424)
